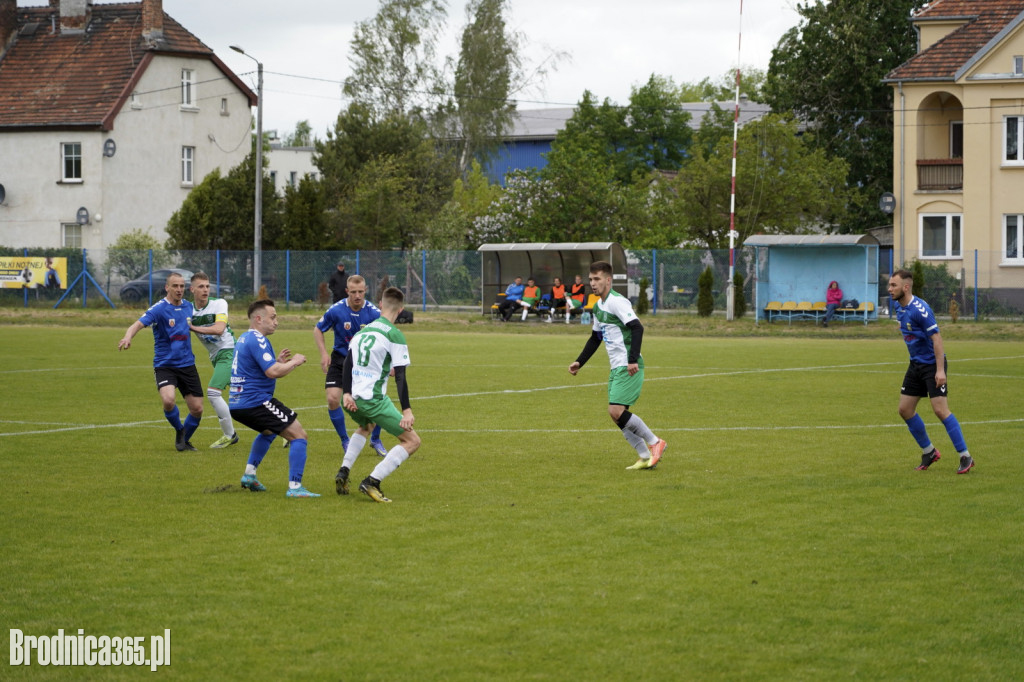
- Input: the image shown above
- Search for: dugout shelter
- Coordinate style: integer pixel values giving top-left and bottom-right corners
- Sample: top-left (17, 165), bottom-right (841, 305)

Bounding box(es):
top-left (478, 242), bottom-right (628, 315)
top-left (744, 234), bottom-right (881, 323)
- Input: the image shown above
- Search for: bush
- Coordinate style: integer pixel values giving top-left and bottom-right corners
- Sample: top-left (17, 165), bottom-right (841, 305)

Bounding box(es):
top-left (732, 271), bottom-right (746, 318)
top-left (910, 260), bottom-right (925, 298)
top-left (697, 266), bottom-right (714, 317)
top-left (636, 277), bottom-right (650, 315)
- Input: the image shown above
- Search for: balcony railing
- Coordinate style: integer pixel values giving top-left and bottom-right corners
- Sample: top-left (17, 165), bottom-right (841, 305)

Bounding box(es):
top-left (917, 158), bottom-right (963, 191)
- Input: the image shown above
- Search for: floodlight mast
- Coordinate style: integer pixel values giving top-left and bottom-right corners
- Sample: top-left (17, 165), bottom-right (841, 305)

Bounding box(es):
top-left (230, 45), bottom-right (263, 296)
top-left (727, 0), bottom-right (744, 322)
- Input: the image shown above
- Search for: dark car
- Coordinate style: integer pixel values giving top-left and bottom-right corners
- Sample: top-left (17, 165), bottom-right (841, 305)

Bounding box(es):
top-left (119, 269), bottom-right (233, 303)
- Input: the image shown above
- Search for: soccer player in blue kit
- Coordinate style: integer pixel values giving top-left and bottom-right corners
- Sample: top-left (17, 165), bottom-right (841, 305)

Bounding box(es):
top-left (118, 271), bottom-right (203, 451)
top-left (230, 299), bottom-right (319, 497)
top-left (888, 269), bottom-right (974, 474)
top-left (313, 274), bottom-right (388, 457)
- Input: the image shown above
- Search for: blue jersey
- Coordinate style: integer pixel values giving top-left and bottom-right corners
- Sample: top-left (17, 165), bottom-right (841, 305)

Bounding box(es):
top-left (895, 295), bottom-right (941, 364)
top-left (229, 330), bottom-right (278, 409)
top-left (138, 298), bottom-right (196, 368)
top-left (315, 299), bottom-right (381, 355)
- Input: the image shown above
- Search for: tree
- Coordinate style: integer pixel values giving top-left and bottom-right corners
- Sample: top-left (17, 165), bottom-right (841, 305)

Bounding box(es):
top-left (274, 174), bottom-right (333, 250)
top-left (764, 0), bottom-right (926, 232)
top-left (677, 66), bottom-right (767, 103)
top-left (283, 120), bottom-right (313, 147)
top-left (107, 228), bottom-right (168, 279)
top-left (697, 266), bottom-right (714, 317)
top-left (343, 0), bottom-right (447, 119)
top-left (420, 160), bottom-right (501, 248)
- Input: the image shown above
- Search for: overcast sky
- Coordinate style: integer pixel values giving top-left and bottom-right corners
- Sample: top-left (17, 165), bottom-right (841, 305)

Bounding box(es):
top-left (29, 0), bottom-right (802, 139)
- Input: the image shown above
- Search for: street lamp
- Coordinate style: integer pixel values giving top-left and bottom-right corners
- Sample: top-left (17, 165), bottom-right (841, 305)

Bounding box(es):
top-left (230, 45), bottom-right (263, 297)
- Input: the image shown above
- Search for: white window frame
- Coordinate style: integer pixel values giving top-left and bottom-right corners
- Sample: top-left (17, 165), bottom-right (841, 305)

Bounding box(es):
top-left (181, 68), bottom-right (196, 108)
top-left (181, 146), bottom-right (195, 186)
top-left (61, 142), bottom-right (82, 182)
top-left (1004, 214), bottom-right (1024, 264)
top-left (919, 213), bottom-right (962, 259)
top-left (1004, 116), bottom-right (1024, 164)
top-left (1015, 55), bottom-right (1024, 75)
top-left (62, 223), bottom-right (82, 248)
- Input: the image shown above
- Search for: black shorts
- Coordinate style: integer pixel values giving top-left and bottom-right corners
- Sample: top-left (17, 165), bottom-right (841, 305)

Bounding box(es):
top-left (324, 350), bottom-right (347, 390)
top-left (154, 365), bottom-right (203, 398)
top-left (901, 359), bottom-right (949, 399)
top-left (231, 398), bottom-right (298, 435)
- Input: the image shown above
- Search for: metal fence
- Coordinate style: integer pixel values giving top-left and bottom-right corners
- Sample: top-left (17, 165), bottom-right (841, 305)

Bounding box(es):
top-left (2, 247), bottom-right (1022, 319)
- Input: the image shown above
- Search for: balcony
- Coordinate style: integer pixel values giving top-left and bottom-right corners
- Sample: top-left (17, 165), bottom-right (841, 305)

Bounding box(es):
top-left (917, 158), bottom-right (962, 191)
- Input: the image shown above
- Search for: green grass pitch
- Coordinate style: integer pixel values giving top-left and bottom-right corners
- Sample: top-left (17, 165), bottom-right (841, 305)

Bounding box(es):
top-left (1, 322), bottom-right (1022, 680)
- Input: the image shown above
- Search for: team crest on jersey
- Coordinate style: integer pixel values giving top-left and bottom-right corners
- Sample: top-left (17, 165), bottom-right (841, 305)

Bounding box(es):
top-left (168, 319), bottom-right (175, 327)
top-left (344, 322), bottom-right (352, 330)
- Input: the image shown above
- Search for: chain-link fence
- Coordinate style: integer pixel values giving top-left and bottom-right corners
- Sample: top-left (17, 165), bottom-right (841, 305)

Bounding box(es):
top-left (2, 246), bottom-right (1021, 319)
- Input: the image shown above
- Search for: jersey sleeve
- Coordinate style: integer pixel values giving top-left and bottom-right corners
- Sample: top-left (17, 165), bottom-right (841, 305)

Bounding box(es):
top-left (250, 334), bottom-right (278, 375)
top-left (315, 308), bottom-right (336, 333)
top-left (608, 295), bottom-right (638, 325)
top-left (138, 301), bottom-right (160, 327)
top-left (389, 328), bottom-right (411, 368)
top-left (211, 298), bottom-right (229, 323)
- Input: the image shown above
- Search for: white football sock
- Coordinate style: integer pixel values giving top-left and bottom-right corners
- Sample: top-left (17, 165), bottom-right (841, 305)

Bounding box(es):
top-left (370, 445), bottom-right (410, 481)
top-left (342, 433), bottom-right (367, 469)
top-left (207, 388), bottom-right (234, 437)
top-left (621, 429), bottom-right (650, 459)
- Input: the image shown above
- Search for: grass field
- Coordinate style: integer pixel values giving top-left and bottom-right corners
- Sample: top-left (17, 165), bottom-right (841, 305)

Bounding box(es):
top-left (2, 316), bottom-right (1022, 680)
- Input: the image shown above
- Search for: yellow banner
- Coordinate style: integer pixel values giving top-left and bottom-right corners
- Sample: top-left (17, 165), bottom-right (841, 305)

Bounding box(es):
top-left (0, 256), bottom-right (68, 289)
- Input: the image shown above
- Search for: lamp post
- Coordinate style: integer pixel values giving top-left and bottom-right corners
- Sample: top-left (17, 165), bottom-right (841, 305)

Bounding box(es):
top-left (230, 45), bottom-right (263, 296)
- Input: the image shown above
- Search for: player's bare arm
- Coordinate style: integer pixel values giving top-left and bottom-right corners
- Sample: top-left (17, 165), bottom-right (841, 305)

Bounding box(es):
top-left (342, 392), bottom-right (357, 412)
top-left (400, 408), bottom-right (415, 431)
top-left (932, 332), bottom-right (947, 387)
top-left (568, 361), bottom-right (581, 375)
top-left (312, 327), bottom-right (331, 373)
top-left (118, 320), bottom-right (145, 350)
top-left (190, 320), bottom-right (226, 335)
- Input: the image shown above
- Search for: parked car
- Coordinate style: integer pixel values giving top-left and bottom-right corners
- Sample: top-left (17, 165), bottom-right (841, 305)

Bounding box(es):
top-left (119, 269), bottom-right (233, 303)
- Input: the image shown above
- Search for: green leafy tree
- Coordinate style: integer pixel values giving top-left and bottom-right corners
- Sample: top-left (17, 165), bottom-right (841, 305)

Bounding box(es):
top-left (732, 270), bottom-right (746, 318)
top-left (273, 174), bottom-right (334, 250)
top-left (764, 0), bottom-right (926, 232)
top-left (697, 266), bottom-right (715, 317)
top-left (677, 66), bottom-right (767, 103)
top-left (107, 228), bottom-right (168, 279)
top-left (636, 277), bottom-right (650, 315)
top-left (911, 259), bottom-right (925, 298)
top-left (283, 120), bottom-right (313, 147)
top-left (420, 160), bottom-right (501, 248)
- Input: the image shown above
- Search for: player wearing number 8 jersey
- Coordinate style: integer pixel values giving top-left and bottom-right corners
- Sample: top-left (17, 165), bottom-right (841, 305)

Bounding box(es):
top-left (334, 286), bottom-right (421, 502)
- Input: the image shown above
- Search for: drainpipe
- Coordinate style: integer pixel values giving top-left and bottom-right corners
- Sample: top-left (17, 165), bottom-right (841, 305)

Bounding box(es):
top-left (898, 81), bottom-right (906, 269)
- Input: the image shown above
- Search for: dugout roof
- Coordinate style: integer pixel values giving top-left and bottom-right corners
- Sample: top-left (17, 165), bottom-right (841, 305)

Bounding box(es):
top-left (478, 242), bottom-right (627, 314)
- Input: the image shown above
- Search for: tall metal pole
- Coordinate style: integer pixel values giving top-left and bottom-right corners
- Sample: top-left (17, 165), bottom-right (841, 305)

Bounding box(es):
top-left (230, 45), bottom-right (263, 296)
top-left (727, 0), bottom-right (744, 321)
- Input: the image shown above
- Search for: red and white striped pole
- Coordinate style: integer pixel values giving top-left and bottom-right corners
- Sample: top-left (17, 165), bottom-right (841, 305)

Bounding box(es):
top-left (727, 0), bottom-right (744, 321)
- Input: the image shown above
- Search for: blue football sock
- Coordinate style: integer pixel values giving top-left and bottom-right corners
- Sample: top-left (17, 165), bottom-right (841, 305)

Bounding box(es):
top-left (371, 424), bottom-right (382, 441)
top-left (904, 413), bottom-right (933, 450)
top-left (329, 407), bottom-right (349, 443)
top-left (288, 438), bottom-right (308, 483)
top-left (248, 433), bottom-right (275, 469)
top-left (183, 413), bottom-right (201, 441)
top-left (164, 406), bottom-right (183, 431)
top-left (942, 413), bottom-right (967, 453)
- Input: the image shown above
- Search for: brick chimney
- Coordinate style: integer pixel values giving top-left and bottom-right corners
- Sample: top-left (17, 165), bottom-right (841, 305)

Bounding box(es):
top-left (141, 0), bottom-right (163, 40)
top-left (59, 0), bottom-right (92, 34)
top-left (0, 0), bottom-right (17, 54)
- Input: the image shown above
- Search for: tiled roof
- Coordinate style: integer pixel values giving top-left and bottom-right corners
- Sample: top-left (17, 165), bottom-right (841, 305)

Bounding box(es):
top-left (0, 3), bottom-right (252, 130)
top-left (886, 0), bottom-right (1024, 81)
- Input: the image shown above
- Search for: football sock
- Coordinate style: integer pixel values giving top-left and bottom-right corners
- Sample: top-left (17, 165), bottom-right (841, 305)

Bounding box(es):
top-left (623, 412), bottom-right (657, 445)
top-left (287, 438), bottom-right (308, 483)
top-left (622, 429), bottom-right (651, 458)
top-left (329, 407), bottom-right (349, 443)
top-left (904, 414), bottom-right (932, 450)
top-left (371, 424), bottom-right (383, 442)
top-left (207, 388), bottom-right (234, 437)
top-left (370, 445), bottom-right (410, 481)
top-left (342, 433), bottom-right (367, 470)
top-left (248, 433), bottom-right (274, 469)
top-left (942, 413), bottom-right (968, 453)
top-left (183, 413), bottom-right (201, 442)
top-left (164, 406), bottom-right (183, 431)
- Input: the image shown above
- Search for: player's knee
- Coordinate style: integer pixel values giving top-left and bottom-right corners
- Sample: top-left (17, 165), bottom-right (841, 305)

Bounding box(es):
top-left (898, 406), bottom-right (914, 420)
top-left (290, 424), bottom-right (307, 441)
top-left (401, 431), bottom-right (421, 454)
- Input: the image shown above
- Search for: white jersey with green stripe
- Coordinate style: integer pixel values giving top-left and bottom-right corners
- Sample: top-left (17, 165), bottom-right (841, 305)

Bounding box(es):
top-left (348, 317), bottom-right (411, 401)
top-left (591, 290), bottom-right (639, 368)
top-left (191, 297), bottom-right (235, 361)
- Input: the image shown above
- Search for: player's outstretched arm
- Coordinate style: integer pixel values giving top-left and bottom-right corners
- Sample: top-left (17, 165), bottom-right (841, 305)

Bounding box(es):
top-left (118, 320), bottom-right (145, 350)
top-left (312, 327), bottom-right (331, 374)
top-left (570, 332), bottom-right (602, 375)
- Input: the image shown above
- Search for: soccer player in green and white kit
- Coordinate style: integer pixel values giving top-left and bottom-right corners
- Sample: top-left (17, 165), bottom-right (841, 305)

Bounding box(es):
top-left (569, 261), bottom-right (667, 469)
top-left (334, 286), bottom-right (421, 503)
top-left (188, 272), bottom-right (238, 448)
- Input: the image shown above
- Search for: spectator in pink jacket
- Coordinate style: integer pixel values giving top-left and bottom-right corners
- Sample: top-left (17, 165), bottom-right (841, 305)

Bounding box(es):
top-left (822, 280), bottom-right (843, 327)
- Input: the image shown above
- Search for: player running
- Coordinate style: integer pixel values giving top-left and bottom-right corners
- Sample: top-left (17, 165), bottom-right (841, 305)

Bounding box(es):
top-left (188, 272), bottom-right (238, 449)
top-left (230, 299), bottom-right (319, 498)
top-left (118, 271), bottom-right (203, 451)
top-left (568, 261), bottom-right (666, 470)
top-left (334, 287), bottom-right (421, 503)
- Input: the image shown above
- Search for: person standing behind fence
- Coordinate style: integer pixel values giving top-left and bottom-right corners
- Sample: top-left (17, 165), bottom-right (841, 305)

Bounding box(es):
top-left (328, 261), bottom-right (348, 303)
top-left (822, 280), bottom-right (843, 327)
top-left (313, 275), bottom-right (388, 458)
top-left (188, 272), bottom-right (238, 449)
top-left (887, 269), bottom-right (974, 474)
top-left (117, 272), bottom-right (203, 452)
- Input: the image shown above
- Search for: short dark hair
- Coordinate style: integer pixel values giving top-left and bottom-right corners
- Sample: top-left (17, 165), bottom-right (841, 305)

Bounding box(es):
top-left (380, 286), bottom-right (404, 309)
top-left (191, 271), bottom-right (209, 283)
top-left (893, 268), bottom-right (914, 281)
top-left (247, 298), bottom-right (275, 318)
top-left (589, 261), bottom-right (613, 276)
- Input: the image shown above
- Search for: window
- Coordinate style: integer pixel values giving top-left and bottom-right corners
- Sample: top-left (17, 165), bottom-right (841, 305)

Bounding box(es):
top-left (62, 223), bottom-right (82, 248)
top-left (220, 97), bottom-right (228, 115)
top-left (181, 68), bottom-right (196, 107)
top-left (1005, 214), bottom-right (1024, 262)
top-left (289, 171), bottom-right (297, 188)
top-left (950, 121), bottom-right (963, 158)
top-left (61, 142), bottom-right (82, 181)
top-left (182, 146), bottom-right (195, 185)
top-left (269, 170), bottom-right (277, 188)
top-left (920, 214), bottom-right (962, 258)
top-left (1004, 116), bottom-right (1024, 163)
top-left (1015, 55), bottom-right (1024, 75)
